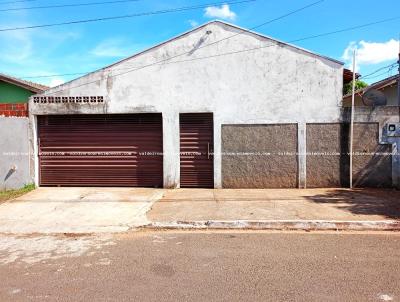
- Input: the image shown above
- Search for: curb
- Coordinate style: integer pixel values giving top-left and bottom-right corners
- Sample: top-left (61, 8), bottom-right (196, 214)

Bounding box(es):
top-left (145, 220), bottom-right (400, 231)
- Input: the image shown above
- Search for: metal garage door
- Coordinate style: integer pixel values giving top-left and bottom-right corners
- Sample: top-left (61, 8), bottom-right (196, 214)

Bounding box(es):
top-left (179, 113), bottom-right (214, 188)
top-left (38, 114), bottom-right (163, 187)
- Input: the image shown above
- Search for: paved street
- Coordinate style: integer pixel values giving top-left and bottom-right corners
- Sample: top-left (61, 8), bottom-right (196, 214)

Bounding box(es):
top-left (0, 231), bottom-right (399, 302)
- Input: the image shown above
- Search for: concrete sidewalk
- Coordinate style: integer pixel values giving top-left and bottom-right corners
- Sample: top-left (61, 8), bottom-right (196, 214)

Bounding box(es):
top-left (0, 187), bottom-right (164, 234)
top-left (0, 187), bottom-right (399, 234)
top-left (146, 188), bottom-right (400, 231)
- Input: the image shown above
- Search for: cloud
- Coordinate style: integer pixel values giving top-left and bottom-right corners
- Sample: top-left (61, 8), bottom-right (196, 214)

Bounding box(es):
top-left (188, 19), bottom-right (199, 27)
top-left (90, 38), bottom-right (141, 58)
top-left (342, 39), bottom-right (399, 71)
top-left (0, 18), bottom-right (84, 87)
top-left (204, 4), bottom-right (236, 20)
top-left (49, 78), bottom-right (65, 87)
top-left (0, 29), bottom-right (33, 63)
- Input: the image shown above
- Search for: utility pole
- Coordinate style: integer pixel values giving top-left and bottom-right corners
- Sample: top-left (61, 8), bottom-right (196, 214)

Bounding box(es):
top-left (398, 37), bottom-right (400, 107)
top-left (349, 50), bottom-right (357, 189)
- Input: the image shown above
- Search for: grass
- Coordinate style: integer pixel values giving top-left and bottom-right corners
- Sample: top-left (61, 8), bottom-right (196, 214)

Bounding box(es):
top-left (0, 184), bottom-right (35, 203)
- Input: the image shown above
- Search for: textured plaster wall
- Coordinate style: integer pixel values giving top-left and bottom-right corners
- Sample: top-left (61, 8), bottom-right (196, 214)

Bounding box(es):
top-left (352, 123), bottom-right (392, 187)
top-left (347, 106), bottom-right (400, 137)
top-left (0, 117), bottom-right (30, 189)
top-left (222, 124), bottom-right (298, 188)
top-left (348, 106), bottom-right (399, 188)
top-left (30, 22), bottom-right (343, 188)
top-left (306, 123), bottom-right (349, 188)
top-left (307, 122), bottom-right (392, 188)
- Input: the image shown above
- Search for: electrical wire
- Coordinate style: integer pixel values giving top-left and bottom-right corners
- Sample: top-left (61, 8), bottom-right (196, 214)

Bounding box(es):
top-left (0, 0), bottom-right (255, 32)
top-left (20, 0), bottom-right (325, 79)
top-left (0, 0), bottom-right (38, 5)
top-left (13, 10), bottom-right (400, 96)
top-left (37, 15), bottom-right (399, 91)
top-left (0, 0), bottom-right (141, 12)
top-left (42, 16), bottom-right (400, 95)
top-left (359, 62), bottom-right (398, 80)
top-left (362, 69), bottom-right (396, 81)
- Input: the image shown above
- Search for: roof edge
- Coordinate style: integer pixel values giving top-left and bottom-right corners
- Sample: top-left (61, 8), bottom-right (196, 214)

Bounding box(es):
top-left (343, 74), bottom-right (399, 99)
top-left (39, 20), bottom-right (218, 94)
top-left (0, 73), bottom-right (48, 93)
top-left (211, 20), bottom-right (344, 65)
top-left (41, 20), bottom-right (344, 94)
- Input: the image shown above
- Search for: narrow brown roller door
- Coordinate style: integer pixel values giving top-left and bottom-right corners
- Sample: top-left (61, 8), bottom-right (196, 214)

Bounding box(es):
top-left (38, 114), bottom-right (163, 187)
top-left (180, 113), bottom-right (214, 188)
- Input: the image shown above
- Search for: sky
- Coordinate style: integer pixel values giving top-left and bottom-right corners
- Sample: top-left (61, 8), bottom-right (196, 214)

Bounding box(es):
top-left (0, 0), bottom-right (399, 87)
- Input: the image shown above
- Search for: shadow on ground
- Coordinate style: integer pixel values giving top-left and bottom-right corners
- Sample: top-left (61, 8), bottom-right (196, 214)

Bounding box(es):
top-left (304, 189), bottom-right (400, 220)
top-left (152, 188), bottom-right (400, 221)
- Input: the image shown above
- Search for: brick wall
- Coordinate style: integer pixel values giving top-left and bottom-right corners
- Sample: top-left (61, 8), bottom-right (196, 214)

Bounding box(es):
top-left (0, 103), bottom-right (28, 117)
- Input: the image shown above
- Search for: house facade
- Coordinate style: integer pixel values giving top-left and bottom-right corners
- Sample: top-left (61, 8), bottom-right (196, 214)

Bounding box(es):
top-left (0, 73), bottom-right (47, 117)
top-left (29, 21), bottom-right (395, 189)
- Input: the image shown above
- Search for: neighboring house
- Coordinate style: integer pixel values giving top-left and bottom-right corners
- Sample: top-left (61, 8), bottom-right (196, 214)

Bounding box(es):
top-left (0, 74), bottom-right (48, 189)
top-left (343, 74), bottom-right (399, 107)
top-left (0, 73), bottom-right (48, 116)
top-left (29, 20), bottom-right (397, 189)
top-left (342, 68), bottom-right (360, 87)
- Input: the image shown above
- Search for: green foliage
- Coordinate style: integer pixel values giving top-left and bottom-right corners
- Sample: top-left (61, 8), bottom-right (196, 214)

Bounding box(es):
top-left (343, 80), bottom-right (368, 95)
top-left (0, 183), bottom-right (35, 202)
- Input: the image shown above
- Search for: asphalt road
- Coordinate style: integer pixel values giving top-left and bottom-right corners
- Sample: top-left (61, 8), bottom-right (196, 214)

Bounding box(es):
top-left (0, 231), bottom-right (399, 302)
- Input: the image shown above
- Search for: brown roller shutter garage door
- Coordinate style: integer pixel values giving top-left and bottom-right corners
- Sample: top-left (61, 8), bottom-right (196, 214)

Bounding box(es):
top-left (180, 113), bottom-right (214, 188)
top-left (38, 114), bottom-right (163, 187)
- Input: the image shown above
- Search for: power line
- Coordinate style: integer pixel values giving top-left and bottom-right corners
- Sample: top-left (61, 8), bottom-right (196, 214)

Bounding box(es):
top-left (21, 0), bottom-right (325, 79)
top-left (23, 72), bottom-right (95, 79)
top-left (189, 0), bottom-right (325, 53)
top-left (0, 0), bottom-right (141, 12)
top-left (362, 69), bottom-right (396, 81)
top-left (174, 22), bottom-right (400, 67)
top-left (288, 16), bottom-right (400, 44)
top-left (0, 0), bottom-right (38, 5)
top-left (0, 0), bottom-right (255, 32)
top-left (42, 15), bottom-right (400, 94)
top-left (359, 62), bottom-right (398, 80)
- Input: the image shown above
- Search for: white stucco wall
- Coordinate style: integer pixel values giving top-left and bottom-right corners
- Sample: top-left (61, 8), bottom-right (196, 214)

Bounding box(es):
top-left (29, 21), bottom-right (343, 188)
top-left (0, 117), bottom-right (31, 189)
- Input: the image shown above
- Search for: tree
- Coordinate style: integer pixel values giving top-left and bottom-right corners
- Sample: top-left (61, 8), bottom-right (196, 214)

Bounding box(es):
top-left (343, 80), bottom-right (368, 95)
